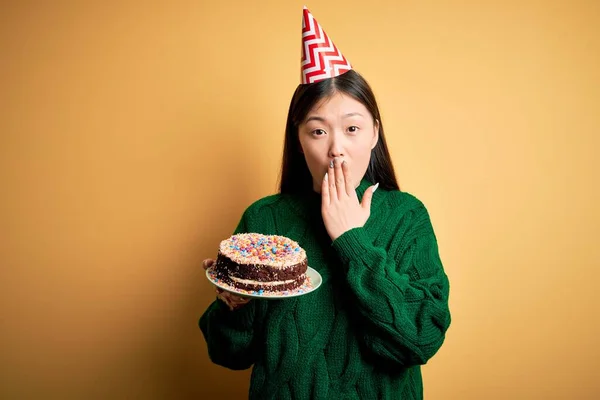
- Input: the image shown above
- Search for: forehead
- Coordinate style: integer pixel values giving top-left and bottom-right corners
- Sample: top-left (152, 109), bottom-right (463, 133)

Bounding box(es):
top-left (307, 92), bottom-right (369, 118)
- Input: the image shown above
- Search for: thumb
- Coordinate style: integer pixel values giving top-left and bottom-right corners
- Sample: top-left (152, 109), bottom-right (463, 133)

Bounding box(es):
top-left (202, 258), bottom-right (215, 270)
top-left (361, 182), bottom-right (379, 210)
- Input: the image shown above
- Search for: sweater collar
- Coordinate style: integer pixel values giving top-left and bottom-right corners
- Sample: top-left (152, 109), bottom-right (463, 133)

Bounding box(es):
top-left (355, 177), bottom-right (375, 200)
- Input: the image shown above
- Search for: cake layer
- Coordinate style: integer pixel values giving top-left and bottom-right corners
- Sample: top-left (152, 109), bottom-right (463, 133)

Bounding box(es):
top-left (215, 251), bottom-right (307, 282)
top-left (220, 272), bottom-right (306, 292)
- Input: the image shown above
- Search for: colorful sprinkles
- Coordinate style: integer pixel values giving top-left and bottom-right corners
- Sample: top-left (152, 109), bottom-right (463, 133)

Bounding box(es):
top-left (207, 267), bottom-right (315, 297)
top-left (220, 233), bottom-right (306, 266)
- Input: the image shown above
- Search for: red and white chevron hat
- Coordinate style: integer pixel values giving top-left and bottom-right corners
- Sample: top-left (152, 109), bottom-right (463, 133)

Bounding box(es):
top-left (301, 6), bottom-right (352, 84)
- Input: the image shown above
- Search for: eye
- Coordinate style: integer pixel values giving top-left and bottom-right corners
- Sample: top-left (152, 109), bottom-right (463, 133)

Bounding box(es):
top-left (347, 126), bottom-right (360, 134)
top-left (312, 129), bottom-right (326, 136)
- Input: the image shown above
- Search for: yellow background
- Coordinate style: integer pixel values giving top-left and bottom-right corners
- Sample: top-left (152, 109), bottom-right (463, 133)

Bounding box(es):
top-left (1, 1), bottom-right (599, 399)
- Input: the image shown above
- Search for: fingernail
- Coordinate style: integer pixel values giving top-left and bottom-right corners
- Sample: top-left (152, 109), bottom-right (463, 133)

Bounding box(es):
top-left (329, 160), bottom-right (334, 168)
top-left (373, 182), bottom-right (379, 193)
top-left (324, 172), bottom-right (328, 181)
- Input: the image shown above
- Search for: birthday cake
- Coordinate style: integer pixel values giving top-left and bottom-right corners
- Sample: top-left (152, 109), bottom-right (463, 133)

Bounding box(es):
top-left (213, 233), bottom-right (308, 292)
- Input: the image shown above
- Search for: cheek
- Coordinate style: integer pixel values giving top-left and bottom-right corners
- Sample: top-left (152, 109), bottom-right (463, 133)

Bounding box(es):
top-left (304, 151), bottom-right (325, 173)
top-left (349, 139), bottom-right (373, 160)
top-left (348, 141), bottom-right (373, 171)
top-left (299, 141), bottom-right (325, 163)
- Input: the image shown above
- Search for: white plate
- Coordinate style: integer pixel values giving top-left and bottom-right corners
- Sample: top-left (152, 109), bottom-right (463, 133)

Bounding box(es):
top-left (206, 266), bottom-right (322, 299)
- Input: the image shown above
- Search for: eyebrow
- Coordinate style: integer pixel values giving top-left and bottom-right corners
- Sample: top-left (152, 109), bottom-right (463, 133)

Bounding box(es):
top-left (304, 112), bottom-right (364, 123)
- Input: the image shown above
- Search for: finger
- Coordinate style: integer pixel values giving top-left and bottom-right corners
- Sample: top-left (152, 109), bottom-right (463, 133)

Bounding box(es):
top-left (231, 291), bottom-right (250, 301)
top-left (231, 296), bottom-right (250, 305)
top-left (321, 170), bottom-right (330, 206)
top-left (334, 158), bottom-right (345, 199)
top-left (342, 160), bottom-right (355, 198)
top-left (228, 301), bottom-right (245, 311)
top-left (217, 292), bottom-right (234, 308)
top-left (328, 159), bottom-right (338, 201)
top-left (203, 258), bottom-right (215, 270)
top-left (223, 294), bottom-right (249, 310)
top-left (224, 299), bottom-right (236, 311)
top-left (361, 182), bottom-right (379, 210)
top-left (222, 291), bottom-right (246, 303)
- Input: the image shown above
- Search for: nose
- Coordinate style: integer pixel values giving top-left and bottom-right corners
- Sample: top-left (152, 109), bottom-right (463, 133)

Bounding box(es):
top-left (328, 134), bottom-right (345, 159)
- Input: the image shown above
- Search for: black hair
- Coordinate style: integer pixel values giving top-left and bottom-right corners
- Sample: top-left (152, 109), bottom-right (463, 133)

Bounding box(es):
top-left (278, 69), bottom-right (400, 194)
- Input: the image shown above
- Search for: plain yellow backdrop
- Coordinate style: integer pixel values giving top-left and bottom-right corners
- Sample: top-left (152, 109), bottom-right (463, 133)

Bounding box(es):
top-left (1, 1), bottom-right (599, 399)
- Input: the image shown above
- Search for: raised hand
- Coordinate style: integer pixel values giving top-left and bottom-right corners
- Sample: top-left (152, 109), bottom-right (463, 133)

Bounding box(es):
top-left (321, 158), bottom-right (378, 241)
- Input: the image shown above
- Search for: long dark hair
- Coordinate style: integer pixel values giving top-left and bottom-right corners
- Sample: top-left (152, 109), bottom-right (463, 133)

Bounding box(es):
top-left (278, 70), bottom-right (400, 194)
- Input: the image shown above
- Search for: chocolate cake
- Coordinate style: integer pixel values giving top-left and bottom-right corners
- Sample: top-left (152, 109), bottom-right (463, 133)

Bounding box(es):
top-left (213, 233), bottom-right (308, 292)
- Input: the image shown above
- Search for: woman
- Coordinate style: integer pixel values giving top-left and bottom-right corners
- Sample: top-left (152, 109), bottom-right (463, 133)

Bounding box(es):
top-left (199, 8), bottom-right (451, 400)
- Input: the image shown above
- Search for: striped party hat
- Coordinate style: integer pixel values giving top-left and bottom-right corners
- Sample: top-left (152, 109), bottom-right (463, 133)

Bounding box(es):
top-left (301, 6), bottom-right (352, 84)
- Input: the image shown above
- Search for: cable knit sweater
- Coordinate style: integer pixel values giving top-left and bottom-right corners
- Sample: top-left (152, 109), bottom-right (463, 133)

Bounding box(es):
top-left (199, 179), bottom-right (451, 399)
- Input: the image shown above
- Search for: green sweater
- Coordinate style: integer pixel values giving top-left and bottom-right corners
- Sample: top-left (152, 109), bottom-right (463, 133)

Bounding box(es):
top-left (199, 179), bottom-right (451, 399)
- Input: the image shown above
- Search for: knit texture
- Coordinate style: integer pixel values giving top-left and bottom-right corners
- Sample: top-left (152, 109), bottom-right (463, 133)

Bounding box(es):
top-left (199, 179), bottom-right (451, 399)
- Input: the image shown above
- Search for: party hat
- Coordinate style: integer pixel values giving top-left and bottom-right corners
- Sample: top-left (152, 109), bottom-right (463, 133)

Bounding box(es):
top-left (301, 6), bottom-right (352, 84)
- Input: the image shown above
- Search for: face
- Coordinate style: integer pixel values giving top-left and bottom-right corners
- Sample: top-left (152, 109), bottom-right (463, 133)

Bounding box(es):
top-left (298, 92), bottom-right (379, 192)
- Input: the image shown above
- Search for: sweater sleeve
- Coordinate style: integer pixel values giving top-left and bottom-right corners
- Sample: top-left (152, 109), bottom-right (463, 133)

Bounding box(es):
top-left (199, 296), bottom-right (261, 370)
top-left (331, 203), bottom-right (451, 368)
top-left (198, 208), bottom-right (263, 370)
